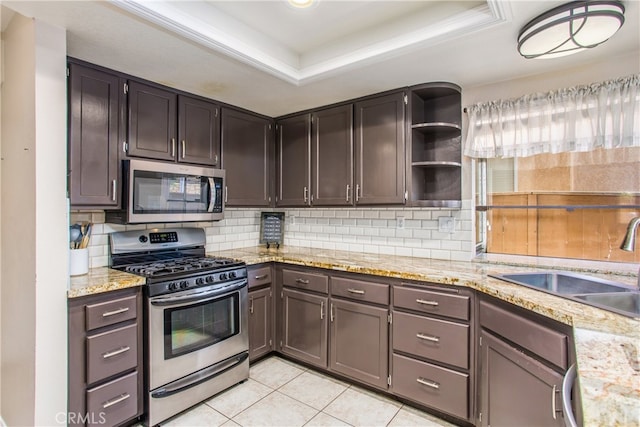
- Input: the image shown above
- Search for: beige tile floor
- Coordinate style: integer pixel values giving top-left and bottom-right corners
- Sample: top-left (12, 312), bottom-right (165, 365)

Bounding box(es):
top-left (161, 356), bottom-right (457, 427)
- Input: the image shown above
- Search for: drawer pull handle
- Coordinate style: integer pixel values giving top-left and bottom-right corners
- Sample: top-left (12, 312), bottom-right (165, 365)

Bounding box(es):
top-left (102, 346), bottom-right (131, 359)
top-left (347, 288), bottom-right (365, 295)
top-left (416, 333), bottom-right (440, 343)
top-left (416, 299), bottom-right (439, 307)
top-left (102, 307), bottom-right (130, 317)
top-left (416, 377), bottom-right (440, 390)
top-left (254, 274), bottom-right (269, 280)
top-left (102, 393), bottom-right (131, 409)
top-left (296, 278), bottom-right (310, 284)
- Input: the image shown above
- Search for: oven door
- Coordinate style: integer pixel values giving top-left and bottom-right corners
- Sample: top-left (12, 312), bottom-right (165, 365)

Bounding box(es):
top-left (126, 159), bottom-right (225, 224)
top-left (147, 279), bottom-right (248, 390)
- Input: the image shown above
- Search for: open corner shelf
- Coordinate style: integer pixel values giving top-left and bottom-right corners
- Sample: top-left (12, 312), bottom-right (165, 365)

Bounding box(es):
top-left (409, 83), bottom-right (462, 208)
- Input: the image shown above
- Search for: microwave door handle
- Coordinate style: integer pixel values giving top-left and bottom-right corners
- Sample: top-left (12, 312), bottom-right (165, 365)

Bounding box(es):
top-left (207, 177), bottom-right (215, 212)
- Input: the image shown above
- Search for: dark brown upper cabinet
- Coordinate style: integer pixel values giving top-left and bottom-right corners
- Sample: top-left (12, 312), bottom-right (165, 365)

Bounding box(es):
top-left (127, 80), bottom-right (177, 162)
top-left (178, 95), bottom-right (220, 167)
top-left (127, 81), bottom-right (220, 166)
top-left (221, 108), bottom-right (273, 206)
top-left (276, 113), bottom-right (312, 207)
top-left (311, 104), bottom-right (354, 206)
top-left (68, 62), bottom-right (123, 208)
top-left (354, 91), bottom-right (407, 205)
top-left (407, 83), bottom-right (462, 208)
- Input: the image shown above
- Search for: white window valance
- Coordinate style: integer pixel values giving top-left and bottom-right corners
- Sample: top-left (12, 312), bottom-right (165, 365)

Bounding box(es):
top-left (463, 74), bottom-right (640, 159)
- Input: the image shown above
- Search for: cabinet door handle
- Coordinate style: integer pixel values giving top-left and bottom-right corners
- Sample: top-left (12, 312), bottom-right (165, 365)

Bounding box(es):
top-left (102, 346), bottom-right (131, 359)
top-left (416, 377), bottom-right (440, 389)
top-left (181, 140), bottom-right (186, 159)
top-left (171, 138), bottom-right (176, 157)
top-left (347, 288), bottom-right (365, 295)
top-left (225, 186), bottom-right (228, 203)
top-left (249, 297), bottom-right (254, 314)
top-left (111, 179), bottom-right (117, 202)
top-left (562, 364), bottom-right (578, 427)
top-left (552, 384), bottom-right (558, 420)
top-left (102, 307), bottom-right (129, 317)
top-left (320, 301), bottom-right (324, 320)
top-left (254, 274), bottom-right (269, 280)
top-left (355, 184), bottom-right (360, 202)
top-left (303, 186), bottom-right (309, 203)
top-left (330, 303), bottom-right (334, 322)
top-left (102, 393), bottom-right (131, 409)
top-left (416, 299), bottom-right (439, 307)
top-left (295, 278), bottom-right (310, 284)
top-left (346, 184), bottom-right (350, 202)
top-left (416, 333), bottom-right (440, 343)
top-left (214, 154), bottom-right (219, 165)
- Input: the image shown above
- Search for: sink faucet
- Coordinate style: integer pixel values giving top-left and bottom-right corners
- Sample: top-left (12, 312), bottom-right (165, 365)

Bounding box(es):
top-left (620, 217), bottom-right (640, 288)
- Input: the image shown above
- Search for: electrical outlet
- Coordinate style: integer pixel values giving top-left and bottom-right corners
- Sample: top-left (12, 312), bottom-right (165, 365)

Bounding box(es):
top-left (396, 216), bottom-right (405, 229)
top-left (438, 217), bottom-right (456, 233)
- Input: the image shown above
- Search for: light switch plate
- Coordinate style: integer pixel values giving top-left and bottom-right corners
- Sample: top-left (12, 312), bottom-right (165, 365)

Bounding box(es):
top-left (438, 217), bottom-right (455, 233)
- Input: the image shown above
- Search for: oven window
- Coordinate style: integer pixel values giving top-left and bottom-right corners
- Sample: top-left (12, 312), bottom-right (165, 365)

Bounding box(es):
top-left (163, 293), bottom-right (239, 359)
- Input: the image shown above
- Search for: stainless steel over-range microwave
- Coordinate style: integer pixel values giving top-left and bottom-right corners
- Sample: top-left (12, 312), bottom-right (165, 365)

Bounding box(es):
top-left (105, 159), bottom-right (225, 224)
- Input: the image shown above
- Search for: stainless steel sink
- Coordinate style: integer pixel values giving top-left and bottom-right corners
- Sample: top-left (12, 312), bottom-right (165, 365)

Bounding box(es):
top-left (490, 272), bottom-right (633, 294)
top-left (490, 271), bottom-right (639, 318)
top-left (573, 292), bottom-right (640, 317)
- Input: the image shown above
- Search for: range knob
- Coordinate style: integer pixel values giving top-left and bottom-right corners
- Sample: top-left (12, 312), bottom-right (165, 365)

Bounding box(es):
top-left (168, 282), bottom-right (178, 291)
top-left (180, 280), bottom-right (189, 289)
top-left (206, 275), bottom-right (215, 283)
top-left (229, 271), bottom-right (237, 279)
top-left (219, 273), bottom-right (228, 280)
top-left (195, 277), bottom-right (205, 285)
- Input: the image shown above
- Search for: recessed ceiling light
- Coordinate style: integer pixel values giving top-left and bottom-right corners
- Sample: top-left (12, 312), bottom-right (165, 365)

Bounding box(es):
top-left (288, 0), bottom-right (316, 9)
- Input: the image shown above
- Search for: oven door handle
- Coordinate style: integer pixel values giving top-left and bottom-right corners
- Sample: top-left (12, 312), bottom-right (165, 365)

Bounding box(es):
top-left (149, 279), bottom-right (247, 306)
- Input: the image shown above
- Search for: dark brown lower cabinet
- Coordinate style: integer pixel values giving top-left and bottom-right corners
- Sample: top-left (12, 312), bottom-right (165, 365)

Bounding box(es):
top-left (280, 287), bottom-right (328, 368)
top-left (478, 330), bottom-right (564, 427)
top-left (248, 286), bottom-right (273, 361)
top-left (68, 288), bottom-right (143, 427)
top-left (329, 298), bottom-right (388, 389)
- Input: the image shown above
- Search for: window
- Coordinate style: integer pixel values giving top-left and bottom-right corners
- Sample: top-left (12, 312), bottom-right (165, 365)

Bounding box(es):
top-left (467, 75), bottom-right (640, 264)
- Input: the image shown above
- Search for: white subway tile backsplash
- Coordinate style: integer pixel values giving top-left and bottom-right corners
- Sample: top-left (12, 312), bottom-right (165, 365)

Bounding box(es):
top-left (81, 203), bottom-right (473, 268)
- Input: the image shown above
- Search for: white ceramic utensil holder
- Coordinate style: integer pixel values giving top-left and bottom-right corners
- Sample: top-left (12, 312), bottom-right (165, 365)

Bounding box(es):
top-left (69, 248), bottom-right (89, 276)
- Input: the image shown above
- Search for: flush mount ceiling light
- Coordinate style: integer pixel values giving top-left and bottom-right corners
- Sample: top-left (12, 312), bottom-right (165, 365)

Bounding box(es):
top-left (517, 1), bottom-right (625, 59)
top-left (288, 0), bottom-right (316, 9)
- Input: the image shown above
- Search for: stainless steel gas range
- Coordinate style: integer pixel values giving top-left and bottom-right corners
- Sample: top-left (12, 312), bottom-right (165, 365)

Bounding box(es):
top-left (109, 228), bottom-right (249, 426)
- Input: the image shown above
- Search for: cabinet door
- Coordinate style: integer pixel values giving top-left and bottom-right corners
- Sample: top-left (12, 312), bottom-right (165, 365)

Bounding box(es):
top-left (330, 299), bottom-right (388, 389)
top-left (354, 91), bottom-right (406, 205)
top-left (249, 287), bottom-right (273, 361)
top-left (68, 63), bottom-right (121, 207)
top-left (127, 80), bottom-right (177, 161)
top-left (178, 95), bottom-right (220, 166)
top-left (222, 108), bottom-right (273, 206)
top-left (479, 330), bottom-right (565, 427)
top-left (276, 114), bottom-right (311, 206)
top-left (281, 288), bottom-right (327, 368)
top-left (311, 105), bottom-right (354, 206)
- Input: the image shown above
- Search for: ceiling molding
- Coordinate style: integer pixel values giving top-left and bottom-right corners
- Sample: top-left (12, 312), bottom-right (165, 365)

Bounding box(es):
top-left (110, 0), bottom-right (511, 86)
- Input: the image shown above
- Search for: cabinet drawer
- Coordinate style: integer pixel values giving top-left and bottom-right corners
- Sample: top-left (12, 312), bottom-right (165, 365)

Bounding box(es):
top-left (331, 277), bottom-right (389, 305)
top-left (480, 300), bottom-right (568, 370)
top-left (283, 269), bottom-right (328, 294)
top-left (393, 311), bottom-right (469, 369)
top-left (392, 353), bottom-right (468, 420)
top-left (86, 371), bottom-right (138, 427)
top-left (394, 286), bottom-right (469, 321)
top-left (85, 295), bottom-right (137, 331)
top-left (86, 323), bottom-right (138, 385)
top-left (248, 266), bottom-right (272, 289)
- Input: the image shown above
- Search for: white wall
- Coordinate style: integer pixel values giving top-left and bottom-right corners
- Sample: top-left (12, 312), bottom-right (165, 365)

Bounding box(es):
top-left (1, 13), bottom-right (68, 426)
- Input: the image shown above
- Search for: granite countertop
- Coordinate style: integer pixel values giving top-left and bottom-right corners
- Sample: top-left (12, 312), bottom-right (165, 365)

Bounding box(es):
top-left (68, 246), bottom-right (640, 426)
